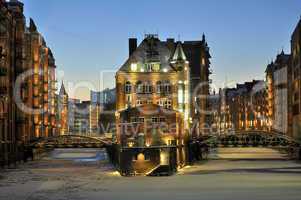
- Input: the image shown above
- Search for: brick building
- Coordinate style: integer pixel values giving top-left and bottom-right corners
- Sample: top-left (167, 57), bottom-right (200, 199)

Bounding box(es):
top-left (266, 51), bottom-right (291, 135)
top-left (0, 0), bottom-right (57, 166)
top-left (115, 34), bottom-right (211, 175)
top-left (218, 80), bottom-right (269, 133)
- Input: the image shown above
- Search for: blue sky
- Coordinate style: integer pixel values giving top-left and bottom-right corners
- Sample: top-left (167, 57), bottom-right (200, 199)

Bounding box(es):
top-left (22, 0), bottom-right (301, 100)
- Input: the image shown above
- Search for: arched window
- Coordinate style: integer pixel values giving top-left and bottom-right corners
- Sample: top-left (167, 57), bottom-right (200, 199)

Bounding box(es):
top-left (156, 81), bottom-right (162, 94)
top-left (163, 80), bottom-right (171, 94)
top-left (145, 81), bottom-right (152, 94)
top-left (136, 81), bottom-right (152, 94)
top-left (125, 81), bottom-right (132, 94)
top-left (136, 81), bottom-right (143, 94)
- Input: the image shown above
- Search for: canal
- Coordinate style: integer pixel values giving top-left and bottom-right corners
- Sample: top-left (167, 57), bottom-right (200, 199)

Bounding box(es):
top-left (48, 148), bottom-right (108, 163)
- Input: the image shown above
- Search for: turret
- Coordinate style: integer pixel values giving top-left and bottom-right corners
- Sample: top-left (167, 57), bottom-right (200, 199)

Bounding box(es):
top-left (29, 18), bottom-right (37, 32)
top-left (171, 42), bottom-right (187, 71)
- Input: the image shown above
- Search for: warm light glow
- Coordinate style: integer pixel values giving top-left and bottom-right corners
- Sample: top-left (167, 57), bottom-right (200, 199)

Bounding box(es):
top-left (163, 68), bottom-right (168, 73)
top-left (137, 153), bottom-right (145, 161)
top-left (160, 151), bottom-right (169, 165)
top-left (128, 141), bottom-right (134, 147)
top-left (131, 63), bottom-right (138, 71)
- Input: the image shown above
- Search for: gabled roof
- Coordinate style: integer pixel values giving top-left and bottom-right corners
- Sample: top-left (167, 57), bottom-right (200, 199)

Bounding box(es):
top-left (117, 35), bottom-right (211, 75)
top-left (118, 36), bottom-right (177, 73)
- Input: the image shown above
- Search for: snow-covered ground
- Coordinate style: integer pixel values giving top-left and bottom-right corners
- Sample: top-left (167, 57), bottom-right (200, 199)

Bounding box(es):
top-left (209, 147), bottom-right (290, 160)
top-left (0, 148), bottom-right (301, 200)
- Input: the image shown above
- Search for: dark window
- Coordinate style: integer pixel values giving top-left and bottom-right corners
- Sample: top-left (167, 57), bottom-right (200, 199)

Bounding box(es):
top-left (125, 82), bottom-right (131, 94)
top-left (159, 117), bottom-right (166, 122)
top-left (293, 104), bottom-right (299, 116)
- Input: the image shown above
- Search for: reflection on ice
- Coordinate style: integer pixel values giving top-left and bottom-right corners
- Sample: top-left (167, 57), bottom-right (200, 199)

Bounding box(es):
top-left (49, 148), bottom-right (108, 162)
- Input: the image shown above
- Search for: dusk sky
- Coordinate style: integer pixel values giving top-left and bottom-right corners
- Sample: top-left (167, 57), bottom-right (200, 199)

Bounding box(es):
top-left (22, 0), bottom-right (301, 100)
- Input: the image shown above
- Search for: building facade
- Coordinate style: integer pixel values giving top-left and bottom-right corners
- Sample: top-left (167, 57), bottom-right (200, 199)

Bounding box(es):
top-left (58, 83), bottom-right (68, 135)
top-left (266, 51), bottom-right (291, 135)
top-left (291, 19), bottom-right (301, 140)
top-left (90, 88), bottom-right (116, 106)
top-left (0, 0), bottom-right (58, 166)
top-left (89, 102), bottom-right (101, 135)
top-left (68, 98), bottom-right (80, 134)
top-left (0, 0), bottom-right (18, 166)
top-left (115, 34), bottom-right (211, 175)
top-left (218, 80), bottom-right (269, 133)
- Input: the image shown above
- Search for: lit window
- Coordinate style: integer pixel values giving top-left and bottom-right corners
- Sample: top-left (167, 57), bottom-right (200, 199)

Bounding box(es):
top-left (202, 58), bottom-right (206, 66)
top-left (131, 63), bottom-right (137, 71)
top-left (152, 63), bottom-right (160, 71)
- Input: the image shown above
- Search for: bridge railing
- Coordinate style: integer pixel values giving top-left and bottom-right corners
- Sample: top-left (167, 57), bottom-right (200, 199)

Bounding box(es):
top-left (29, 134), bottom-right (112, 149)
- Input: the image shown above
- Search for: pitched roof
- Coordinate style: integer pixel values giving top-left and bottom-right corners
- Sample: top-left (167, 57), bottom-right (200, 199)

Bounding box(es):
top-left (118, 36), bottom-right (176, 72)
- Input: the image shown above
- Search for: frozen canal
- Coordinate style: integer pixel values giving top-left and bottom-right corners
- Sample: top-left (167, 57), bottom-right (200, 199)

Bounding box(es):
top-left (1, 148), bottom-right (301, 200)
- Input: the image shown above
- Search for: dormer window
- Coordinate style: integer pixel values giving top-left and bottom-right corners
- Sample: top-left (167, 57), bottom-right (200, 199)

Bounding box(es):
top-left (131, 63), bottom-right (138, 72)
top-left (145, 62), bottom-right (160, 72)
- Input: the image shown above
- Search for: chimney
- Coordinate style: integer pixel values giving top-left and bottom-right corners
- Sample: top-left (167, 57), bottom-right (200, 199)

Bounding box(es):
top-left (129, 38), bottom-right (137, 57)
top-left (7, 0), bottom-right (24, 13)
top-left (166, 38), bottom-right (175, 51)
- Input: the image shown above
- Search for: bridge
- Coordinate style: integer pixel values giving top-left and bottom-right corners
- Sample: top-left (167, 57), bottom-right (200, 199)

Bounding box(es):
top-left (190, 130), bottom-right (301, 160)
top-left (30, 135), bottom-right (112, 149)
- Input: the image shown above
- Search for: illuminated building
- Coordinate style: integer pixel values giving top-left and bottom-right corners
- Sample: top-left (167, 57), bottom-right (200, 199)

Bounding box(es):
top-left (265, 51), bottom-right (291, 135)
top-left (218, 80), bottom-right (269, 133)
top-left (115, 34), bottom-right (211, 175)
top-left (0, 0), bottom-right (58, 166)
top-left (0, 0), bottom-right (18, 166)
top-left (291, 19), bottom-right (301, 140)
